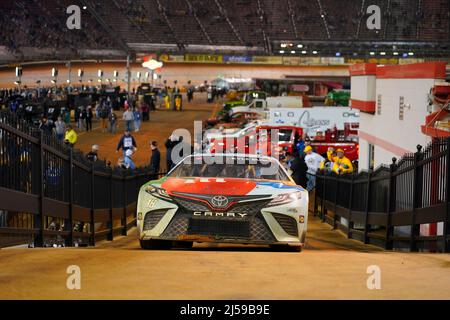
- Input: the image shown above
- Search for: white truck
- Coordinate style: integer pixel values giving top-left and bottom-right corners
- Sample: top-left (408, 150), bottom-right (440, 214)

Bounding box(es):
top-left (230, 96), bottom-right (303, 116)
top-left (268, 107), bottom-right (360, 136)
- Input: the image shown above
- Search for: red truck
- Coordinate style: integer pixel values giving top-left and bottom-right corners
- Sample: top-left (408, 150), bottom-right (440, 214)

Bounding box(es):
top-left (207, 123), bottom-right (359, 161)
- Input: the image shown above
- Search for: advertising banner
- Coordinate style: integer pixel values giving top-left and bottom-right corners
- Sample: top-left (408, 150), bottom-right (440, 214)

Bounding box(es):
top-left (299, 57), bottom-right (322, 65)
top-left (321, 57), bottom-right (345, 65)
top-left (282, 56), bottom-right (302, 65)
top-left (159, 54), bottom-right (185, 62)
top-left (347, 58), bottom-right (399, 65)
top-left (346, 58), bottom-right (366, 64)
top-left (184, 54), bottom-right (223, 63)
top-left (223, 55), bottom-right (252, 63)
top-left (368, 58), bottom-right (399, 65)
top-left (251, 56), bottom-right (283, 64)
top-left (398, 58), bottom-right (425, 64)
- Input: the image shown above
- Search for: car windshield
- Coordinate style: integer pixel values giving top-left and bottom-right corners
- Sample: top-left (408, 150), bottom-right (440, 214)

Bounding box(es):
top-left (276, 129), bottom-right (292, 142)
top-left (169, 155), bottom-right (290, 182)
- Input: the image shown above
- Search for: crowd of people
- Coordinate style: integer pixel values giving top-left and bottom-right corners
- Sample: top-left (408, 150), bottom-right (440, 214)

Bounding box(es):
top-left (281, 141), bottom-right (354, 192)
top-left (0, 0), bottom-right (115, 54)
top-left (1, 81), bottom-right (203, 177)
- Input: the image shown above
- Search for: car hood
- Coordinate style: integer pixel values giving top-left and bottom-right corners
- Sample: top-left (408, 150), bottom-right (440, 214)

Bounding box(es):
top-left (158, 177), bottom-right (303, 197)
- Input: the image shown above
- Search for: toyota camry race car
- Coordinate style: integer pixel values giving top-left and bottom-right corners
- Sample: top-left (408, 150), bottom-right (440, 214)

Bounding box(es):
top-left (136, 154), bottom-right (308, 251)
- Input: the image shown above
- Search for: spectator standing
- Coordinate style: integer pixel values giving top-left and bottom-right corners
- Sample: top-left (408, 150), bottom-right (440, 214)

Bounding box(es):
top-left (327, 148), bottom-right (354, 174)
top-left (150, 141), bottom-right (161, 175)
top-left (281, 152), bottom-right (294, 173)
top-left (64, 125), bottom-right (77, 147)
top-left (187, 81), bottom-right (194, 103)
top-left (304, 146), bottom-right (325, 191)
top-left (116, 130), bottom-right (137, 156)
top-left (290, 153), bottom-right (308, 188)
top-left (109, 111), bottom-right (118, 134)
top-left (149, 94), bottom-right (156, 111)
top-left (95, 101), bottom-right (101, 119)
top-left (207, 87), bottom-right (213, 103)
top-left (86, 145), bottom-right (99, 162)
top-left (164, 94), bottom-right (170, 109)
top-left (100, 104), bottom-right (109, 133)
top-left (122, 107), bottom-right (134, 132)
top-left (63, 108), bottom-right (71, 124)
top-left (39, 117), bottom-right (53, 136)
top-left (141, 101), bottom-right (149, 121)
top-left (133, 107), bottom-right (142, 132)
top-left (74, 107), bottom-right (80, 128)
top-left (54, 116), bottom-right (66, 142)
top-left (79, 107), bottom-right (87, 130)
top-left (86, 107), bottom-right (93, 132)
top-left (165, 135), bottom-right (178, 171)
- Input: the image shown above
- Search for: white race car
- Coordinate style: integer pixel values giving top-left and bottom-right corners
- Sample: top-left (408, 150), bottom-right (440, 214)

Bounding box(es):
top-left (136, 154), bottom-right (308, 251)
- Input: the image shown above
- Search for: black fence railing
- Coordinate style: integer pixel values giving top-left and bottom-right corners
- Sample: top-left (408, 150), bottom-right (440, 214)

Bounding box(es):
top-left (0, 110), bottom-right (165, 248)
top-left (315, 139), bottom-right (450, 252)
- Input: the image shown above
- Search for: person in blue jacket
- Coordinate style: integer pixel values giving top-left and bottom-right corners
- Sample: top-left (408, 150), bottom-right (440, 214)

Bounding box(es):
top-left (116, 130), bottom-right (137, 157)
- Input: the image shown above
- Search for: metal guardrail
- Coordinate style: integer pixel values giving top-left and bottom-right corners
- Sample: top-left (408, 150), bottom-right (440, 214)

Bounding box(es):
top-left (315, 140), bottom-right (450, 252)
top-left (0, 110), bottom-right (165, 248)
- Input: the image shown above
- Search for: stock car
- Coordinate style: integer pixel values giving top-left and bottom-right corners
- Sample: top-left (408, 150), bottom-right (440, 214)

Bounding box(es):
top-left (136, 153), bottom-right (308, 251)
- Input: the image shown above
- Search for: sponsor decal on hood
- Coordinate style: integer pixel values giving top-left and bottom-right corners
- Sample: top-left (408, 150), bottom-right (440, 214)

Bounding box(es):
top-left (161, 177), bottom-right (257, 196)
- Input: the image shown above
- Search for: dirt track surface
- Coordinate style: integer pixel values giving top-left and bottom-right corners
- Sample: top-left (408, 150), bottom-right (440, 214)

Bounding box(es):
top-left (1, 214), bottom-right (450, 300)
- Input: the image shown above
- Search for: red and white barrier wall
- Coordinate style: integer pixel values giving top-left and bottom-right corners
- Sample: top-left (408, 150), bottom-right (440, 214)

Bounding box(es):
top-left (349, 63), bottom-right (377, 113)
top-left (350, 61), bottom-right (447, 238)
top-left (351, 62), bottom-right (447, 171)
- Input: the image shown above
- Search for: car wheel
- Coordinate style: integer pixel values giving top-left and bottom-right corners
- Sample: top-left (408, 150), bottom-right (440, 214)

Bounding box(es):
top-left (173, 241), bottom-right (194, 249)
top-left (270, 244), bottom-right (302, 252)
top-left (140, 239), bottom-right (173, 250)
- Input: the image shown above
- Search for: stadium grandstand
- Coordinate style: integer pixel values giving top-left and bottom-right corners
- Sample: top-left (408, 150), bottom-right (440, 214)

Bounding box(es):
top-left (0, 0), bottom-right (449, 62)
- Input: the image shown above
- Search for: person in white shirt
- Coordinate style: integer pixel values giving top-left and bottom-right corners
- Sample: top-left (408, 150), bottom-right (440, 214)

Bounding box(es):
top-left (122, 108), bottom-right (135, 132)
top-left (304, 145), bottom-right (325, 191)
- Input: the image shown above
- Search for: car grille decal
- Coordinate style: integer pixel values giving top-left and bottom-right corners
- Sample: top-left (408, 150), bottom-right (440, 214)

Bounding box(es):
top-left (143, 210), bottom-right (167, 231)
top-left (271, 213), bottom-right (299, 237)
top-left (160, 211), bottom-right (276, 242)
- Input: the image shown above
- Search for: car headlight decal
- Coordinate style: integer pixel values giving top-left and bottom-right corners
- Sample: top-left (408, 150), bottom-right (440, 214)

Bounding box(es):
top-left (144, 185), bottom-right (172, 201)
top-left (267, 191), bottom-right (302, 207)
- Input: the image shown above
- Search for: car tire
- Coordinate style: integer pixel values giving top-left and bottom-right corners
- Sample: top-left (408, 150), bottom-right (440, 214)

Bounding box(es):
top-left (270, 244), bottom-right (302, 253)
top-left (173, 241), bottom-right (194, 249)
top-left (140, 239), bottom-right (173, 250)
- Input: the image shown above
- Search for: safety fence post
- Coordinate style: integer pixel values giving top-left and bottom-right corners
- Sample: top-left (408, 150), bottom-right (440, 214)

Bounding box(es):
top-left (332, 174), bottom-right (339, 229)
top-left (34, 131), bottom-right (45, 247)
top-left (65, 147), bottom-right (74, 247)
top-left (313, 174), bottom-right (318, 217)
top-left (410, 145), bottom-right (423, 252)
top-left (321, 173), bottom-right (327, 222)
top-left (108, 169), bottom-right (114, 241)
top-left (89, 162), bottom-right (95, 246)
top-left (363, 171), bottom-right (372, 244)
top-left (444, 138), bottom-right (450, 252)
top-left (385, 157), bottom-right (397, 250)
top-left (122, 171), bottom-right (127, 236)
top-left (347, 173), bottom-right (355, 239)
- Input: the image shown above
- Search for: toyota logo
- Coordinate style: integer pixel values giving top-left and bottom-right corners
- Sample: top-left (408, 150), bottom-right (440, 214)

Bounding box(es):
top-left (210, 196), bottom-right (229, 208)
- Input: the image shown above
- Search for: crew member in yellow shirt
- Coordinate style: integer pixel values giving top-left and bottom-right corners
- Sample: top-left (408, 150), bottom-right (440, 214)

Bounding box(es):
top-left (327, 147), bottom-right (353, 174)
top-left (64, 125), bottom-right (78, 147)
